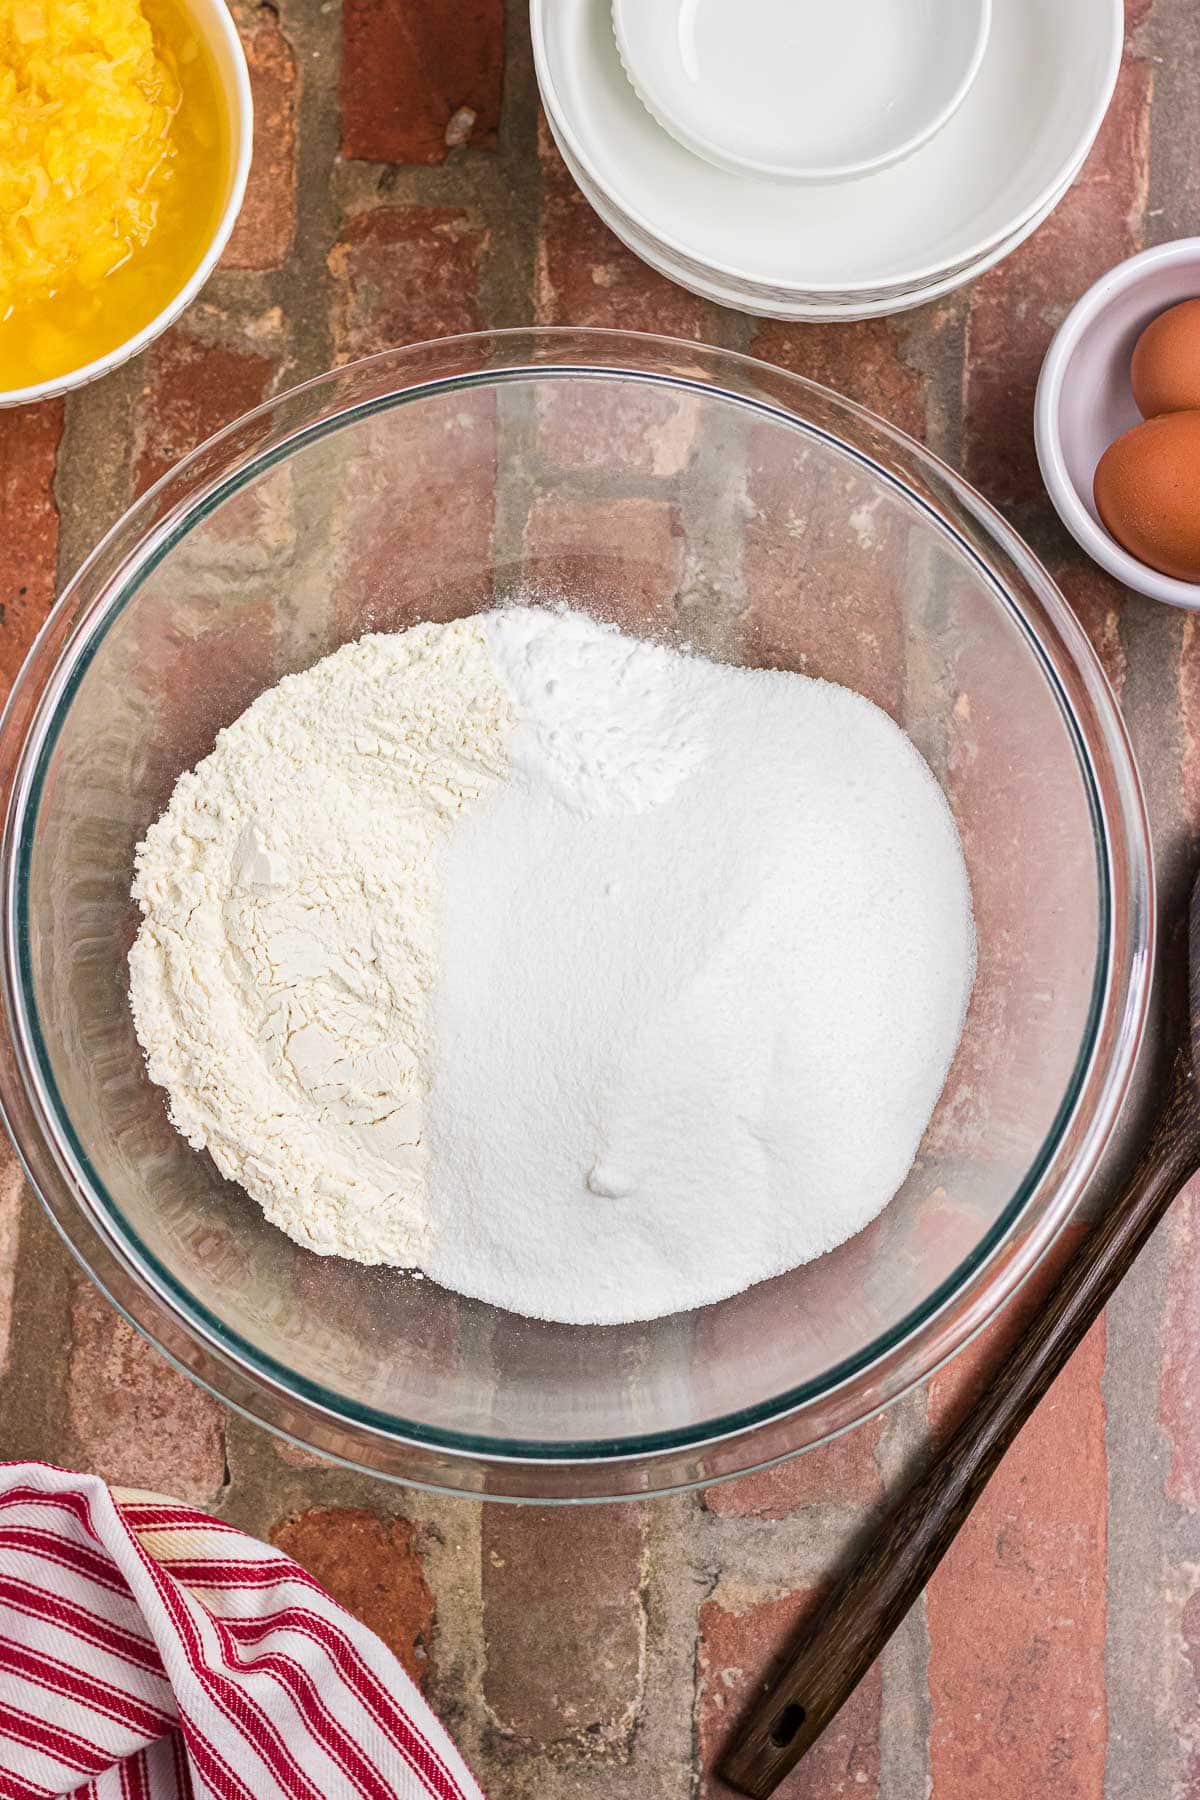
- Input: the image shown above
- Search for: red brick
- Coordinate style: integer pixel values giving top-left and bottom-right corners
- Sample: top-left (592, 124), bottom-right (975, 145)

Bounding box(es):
top-left (1180, 612), bottom-right (1200, 829)
top-left (1179, 1584), bottom-right (1200, 1792)
top-left (536, 380), bottom-right (701, 480)
top-left (68, 1280), bottom-right (226, 1503)
top-left (132, 326), bottom-right (278, 496)
top-left (739, 424), bottom-right (910, 717)
top-left (340, 0), bottom-right (504, 164)
top-left (697, 1589), bottom-right (881, 1799)
top-left (133, 595), bottom-right (280, 781)
top-left (482, 1505), bottom-right (645, 1750)
top-left (753, 319), bottom-right (927, 441)
top-left (964, 53), bottom-right (1151, 508)
top-left (223, 6), bottom-right (299, 272)
top-left (704, 1415), bottom-right (884, 1518)
top-left (523, 494), bottom-right (684, 630)
top-left (0, 400), bottom-right (62, 704)
top-left (331, 384), bottom-right (497, 637)
top-left (1053, 558), bottom-right (1127, 698)
top-left (739, 318), bottom-right (929, 716)
top-left (927, 1226), bottom-right (1107, 1800)
top-left (536, 114), bottom-right (717, 338)
top-left (928, 619), bottom-right (1104, 1160)
top-left (0, 1144), bottom-right (22, 1380)
top-left (327, 208), bottom-right (488, 360)
top-left (1158, 1173), bottom-right (1200, 1510)
top-left (271, 1508), bottom-right (434, 1687)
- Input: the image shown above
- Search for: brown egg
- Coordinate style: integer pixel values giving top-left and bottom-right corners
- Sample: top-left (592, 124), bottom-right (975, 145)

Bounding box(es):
top-left (1130, 297), bottom-right (1200, 417)
top-left (1094, 411), bottom-right (1200, 583)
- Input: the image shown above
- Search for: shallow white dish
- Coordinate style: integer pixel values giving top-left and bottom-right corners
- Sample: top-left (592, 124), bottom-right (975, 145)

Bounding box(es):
top-left (1036, 238), bottom-right (1200, 611)
top-left (613, 0), bottom-right (990, 185)
top-left (550, 113), bottom-right (1084, 322)
top-left (533, 0), bottom-right (1122, 296)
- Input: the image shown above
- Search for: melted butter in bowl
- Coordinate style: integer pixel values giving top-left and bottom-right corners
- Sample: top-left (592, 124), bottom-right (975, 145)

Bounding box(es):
top-left (0, 0), bottom-right (244, 397)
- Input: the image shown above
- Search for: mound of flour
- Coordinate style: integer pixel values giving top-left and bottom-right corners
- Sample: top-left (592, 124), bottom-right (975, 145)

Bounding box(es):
top-left (129, 619), bottom-right (515, 1264)
top-left (129, 606), bottom-right (975, 1325)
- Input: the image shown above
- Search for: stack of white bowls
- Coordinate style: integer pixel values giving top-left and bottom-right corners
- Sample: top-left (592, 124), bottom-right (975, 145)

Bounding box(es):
top-left (531, 0), bottom-right (1125, 323)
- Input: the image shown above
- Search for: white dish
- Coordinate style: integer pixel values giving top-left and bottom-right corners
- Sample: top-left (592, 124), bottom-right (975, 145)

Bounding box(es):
top-left (613, 0), bottom-right (991, 185)
top-left (0, 0), bottom-right (252, 410)
top-left (549, 113), bottom-right (1083, 322)
top-left (533, 0), bottom-right (1122, 295)
top-left (1036, 239), bottom-right (1200, 611)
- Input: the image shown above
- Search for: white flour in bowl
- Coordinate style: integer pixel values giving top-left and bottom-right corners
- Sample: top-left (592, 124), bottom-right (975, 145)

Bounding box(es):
top-left (129, 605), bottom-right (975, 1325)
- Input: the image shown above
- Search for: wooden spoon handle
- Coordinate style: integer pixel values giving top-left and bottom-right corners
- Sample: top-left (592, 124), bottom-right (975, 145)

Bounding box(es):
top-left (719, 1051), bottom-right (1200, 1799)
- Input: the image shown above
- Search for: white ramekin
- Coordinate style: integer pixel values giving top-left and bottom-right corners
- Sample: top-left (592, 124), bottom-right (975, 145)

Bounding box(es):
top-left (1036, 238), bottom-right (1200, 610)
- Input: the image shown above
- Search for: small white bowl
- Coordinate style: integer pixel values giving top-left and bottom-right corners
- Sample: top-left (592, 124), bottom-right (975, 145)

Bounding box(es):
top-left (1036, 238), bottom-right (1200, 610)
top-left (533, 0), bottom-right (1122, 297)
top-left (613, 0), bottom-right (991, 185)
top-left (0, 0), bottom-right (252, 411)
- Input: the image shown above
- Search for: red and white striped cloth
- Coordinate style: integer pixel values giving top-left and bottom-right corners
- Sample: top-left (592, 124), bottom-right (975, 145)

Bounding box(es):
top-left (0, 1463), bottom-right (484, 1800)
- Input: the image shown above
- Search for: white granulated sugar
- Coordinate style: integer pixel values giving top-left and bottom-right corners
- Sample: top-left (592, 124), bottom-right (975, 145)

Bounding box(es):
top-left (130, 604), bottom-right (975, 1326)
top-left (423, 609), bottom-right (975, 1323)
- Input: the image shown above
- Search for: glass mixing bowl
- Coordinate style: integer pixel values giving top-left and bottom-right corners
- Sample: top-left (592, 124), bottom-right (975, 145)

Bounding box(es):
top-left (0, 330), bottom-right (1152, 1499)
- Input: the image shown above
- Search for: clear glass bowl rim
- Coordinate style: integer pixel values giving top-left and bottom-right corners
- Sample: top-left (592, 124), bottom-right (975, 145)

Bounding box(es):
top-left (0, 328), bottom-right (1154, 1500)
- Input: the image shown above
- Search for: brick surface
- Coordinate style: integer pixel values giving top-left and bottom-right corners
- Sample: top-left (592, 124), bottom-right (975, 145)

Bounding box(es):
top-left (927, 1228), bottom-right (1107, 1800)
top-left (67, 1281), bottom-right (225, 1503)
top-left (328, 207), bottom-right (488, 360)
top-left (964, 51), bottom-right (1152, 508)
top-left (1159, 1173), bottom-right (1200, 1510)
top-left (223, 5), bottom-right (299, 272)
top-left (332, 383), bottom-right (497, 637)
top-left (536, 116), bottom-right (716, 338)
top-left (1181, 611), bottom-right (1200, 827)
top-left (704, 1415), bottom-right (884, 1518)
top-left (133, 325), bottom-right (278, 496)
top-left (0, 401), bottom-right (62, 703)
top-left (481, 1505), bottom-right (645, 1750)
top-left (697, 1590), bottom-right (881, 1799)
top-left (928, 613), bottom-right (1107, 1160)
top-left (136, 596), bottom-right (281, 778)
top-left (535, 380), bottom-right (701, 480)
top-left (739, 427), bottom-right (912, 718)
top-left (0, 1147), bottom-right (22, 1381)
top-left (271, 1508), bottom-right (435, 1687)
top-left (523, 494), bottom-right (685, 629)
top-left (1054, 559), bottom-right (1129, 697)
top-left (753, 319), bottom-right (927, 440)
top-left (340, 0), bottom-right (504, 164)
top-left (739, 319), bottom-right (928, 716)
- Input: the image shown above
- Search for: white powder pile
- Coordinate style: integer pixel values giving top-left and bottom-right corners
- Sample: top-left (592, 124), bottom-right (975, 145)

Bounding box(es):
top-left (130, 605), bottom-right (975, 1326)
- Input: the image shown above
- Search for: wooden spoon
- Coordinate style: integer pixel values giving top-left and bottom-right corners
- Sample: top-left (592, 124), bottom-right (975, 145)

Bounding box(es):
top-left (719, 881), bottom-right (1200, 1799)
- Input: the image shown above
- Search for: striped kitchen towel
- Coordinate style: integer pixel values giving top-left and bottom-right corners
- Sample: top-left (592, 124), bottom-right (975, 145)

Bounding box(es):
top-left (0, 1462), bottom-right (484, 1799)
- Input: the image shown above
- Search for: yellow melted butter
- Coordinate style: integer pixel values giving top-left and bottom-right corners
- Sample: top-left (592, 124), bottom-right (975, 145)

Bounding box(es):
top-left (0, 0), bottom-right (230, 391)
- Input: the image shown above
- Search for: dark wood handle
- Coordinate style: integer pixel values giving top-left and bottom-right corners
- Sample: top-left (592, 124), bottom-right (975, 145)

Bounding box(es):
top-left (719, 1049), bottom-right (1200, 1799)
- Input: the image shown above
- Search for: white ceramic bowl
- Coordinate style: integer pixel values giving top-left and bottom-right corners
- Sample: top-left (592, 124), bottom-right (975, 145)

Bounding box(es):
top-left (0, 0), bottom-right (252, 411)
top-left (1036, 239), bottom-right (1200, 610)
top-left (548, 110), bottom-right (1086, 323)
top-left (612, 0), bottom-right (991, 185)
top-left (533, 0), bottom-right (1123, 297)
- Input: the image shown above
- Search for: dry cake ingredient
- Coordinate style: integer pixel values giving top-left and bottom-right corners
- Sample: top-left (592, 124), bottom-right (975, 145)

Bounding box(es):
top-left (129, 619), bottom-right (515, 1265)
top-left (130, 607), bottom-right (976, 1326)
